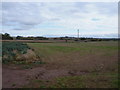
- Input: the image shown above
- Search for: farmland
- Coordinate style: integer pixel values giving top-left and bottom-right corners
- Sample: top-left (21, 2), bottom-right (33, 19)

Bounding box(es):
top-left (2, 41), bottom-right (118, 88)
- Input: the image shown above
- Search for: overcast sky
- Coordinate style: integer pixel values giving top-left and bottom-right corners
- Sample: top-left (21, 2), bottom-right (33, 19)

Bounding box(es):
top-left (1, 2), bottom-right (118, 38)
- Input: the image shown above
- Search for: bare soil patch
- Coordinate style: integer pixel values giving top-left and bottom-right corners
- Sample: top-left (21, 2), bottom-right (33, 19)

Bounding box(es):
top-left (3, 65), bottom-right (77, 88)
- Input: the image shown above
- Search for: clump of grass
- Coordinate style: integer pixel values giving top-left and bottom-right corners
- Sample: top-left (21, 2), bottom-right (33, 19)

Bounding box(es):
top-left (15, 49), bottom-right (39, 63)
top-left (12, 83), bottom-right (16, 87)
top-left (52, 76), bottom-right (85, 88)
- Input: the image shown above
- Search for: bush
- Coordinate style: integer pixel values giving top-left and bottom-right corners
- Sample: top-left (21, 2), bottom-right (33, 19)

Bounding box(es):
top-left (2, 42), bottom-right (31, 64)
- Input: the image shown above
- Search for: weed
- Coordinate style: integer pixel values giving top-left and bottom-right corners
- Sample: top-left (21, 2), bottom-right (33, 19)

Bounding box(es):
top-left (12, 83), bottom-right (16, 87)
top-left (39, 85), bottom-right (46, 88)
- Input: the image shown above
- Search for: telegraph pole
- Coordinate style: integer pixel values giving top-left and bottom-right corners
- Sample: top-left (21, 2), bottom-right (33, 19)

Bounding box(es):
top-left (77, 29), bottom-right (79, 40)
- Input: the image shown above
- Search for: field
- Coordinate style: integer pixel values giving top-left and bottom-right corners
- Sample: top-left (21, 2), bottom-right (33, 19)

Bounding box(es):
top-left (2, 41), bottom-right (118, 88)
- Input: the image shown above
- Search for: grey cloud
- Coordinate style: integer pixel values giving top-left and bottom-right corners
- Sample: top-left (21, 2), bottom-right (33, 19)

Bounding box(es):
top-left (2, 2), bottom-right (45, 30)
top-left (1, 2), bottom-right (118, 31)
top-left (75, 2), bottom-right (117, 16)
top-left (13, 28), bottom-right (24, 30)
top-left (13, 24), bottom-right (36, 30)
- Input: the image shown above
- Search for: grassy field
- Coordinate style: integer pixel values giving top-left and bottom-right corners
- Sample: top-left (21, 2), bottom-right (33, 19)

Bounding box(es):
top-left (3, 41), bottom-right (118, 88)
top-left (26, 41), bottom-right (118, 88)
top-left (28, 41), bottom-right (118, 71)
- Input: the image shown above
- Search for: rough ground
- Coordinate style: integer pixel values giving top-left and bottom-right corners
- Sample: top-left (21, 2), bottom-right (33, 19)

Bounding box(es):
top-left (3, 64), bottom-right (90, 88)
top-left (2, 41), bottom-right (118, 88)
top-left (2, 53), bottom-right (118, 88)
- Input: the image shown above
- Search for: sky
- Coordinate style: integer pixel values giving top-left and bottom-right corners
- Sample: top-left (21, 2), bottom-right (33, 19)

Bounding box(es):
top-left (0, 2), bottom-right (118, 38)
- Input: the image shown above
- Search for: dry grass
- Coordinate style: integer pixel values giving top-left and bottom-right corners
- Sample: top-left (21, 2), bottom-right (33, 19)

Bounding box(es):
top-left (15, 49), bottom-right (39, 63)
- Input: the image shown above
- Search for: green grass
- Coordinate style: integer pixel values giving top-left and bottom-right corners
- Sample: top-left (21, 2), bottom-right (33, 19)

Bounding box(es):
top-left (51, 73), bottom-right (118, 88)
top-left (24, 72), bottom-right (118, 88)
top-left (27, 41), bottom-right (118, 70)
top-left (28, 43), bottom-right (79, 54)
top-left (27, 41), bottom-right (118, 58)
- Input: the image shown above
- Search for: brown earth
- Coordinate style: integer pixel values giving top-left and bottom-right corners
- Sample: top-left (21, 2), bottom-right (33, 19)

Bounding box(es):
top-left (2, 65), bottom-right (87, 88)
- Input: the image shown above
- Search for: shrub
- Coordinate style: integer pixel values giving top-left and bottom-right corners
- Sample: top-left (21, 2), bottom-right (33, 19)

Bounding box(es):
top-left (2, 42), bottom-right (39, 64)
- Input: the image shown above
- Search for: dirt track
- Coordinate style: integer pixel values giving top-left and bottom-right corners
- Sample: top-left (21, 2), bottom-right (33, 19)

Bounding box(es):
top-left (3, 64), bottom-right (90, 88)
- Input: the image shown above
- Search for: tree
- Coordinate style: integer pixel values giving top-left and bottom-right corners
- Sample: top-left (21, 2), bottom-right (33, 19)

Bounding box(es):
top-left (65, 36), bottom-right (68, 42)
top-left (2, 33), bottom-right (13, 40)
top-left (81, 37), bottom-right (86, 40)
top-left (16, 36), bottom-right (23, 40)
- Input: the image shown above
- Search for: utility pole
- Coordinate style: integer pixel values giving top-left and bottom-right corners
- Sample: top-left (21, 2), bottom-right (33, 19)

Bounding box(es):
top-left (77, 29), bottom-right (79, 41)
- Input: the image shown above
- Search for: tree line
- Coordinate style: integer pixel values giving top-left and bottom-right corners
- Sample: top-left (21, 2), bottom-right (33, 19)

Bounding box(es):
top-left (1, 33), bottom-right (48, 40)
top-left (1, 33), bottom-right (119, 41)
